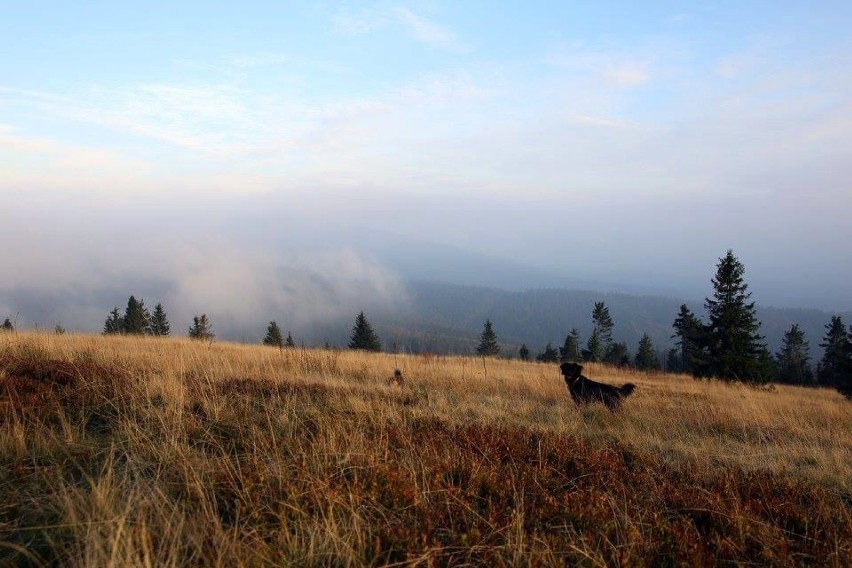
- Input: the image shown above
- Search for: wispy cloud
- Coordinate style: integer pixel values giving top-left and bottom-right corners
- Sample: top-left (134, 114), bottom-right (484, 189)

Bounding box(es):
top-left (332, 5), bottom-right (463, 50)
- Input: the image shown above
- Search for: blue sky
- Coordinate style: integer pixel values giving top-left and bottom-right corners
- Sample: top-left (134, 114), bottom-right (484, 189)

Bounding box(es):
top-left (2, 1), bottom-right (851, 327)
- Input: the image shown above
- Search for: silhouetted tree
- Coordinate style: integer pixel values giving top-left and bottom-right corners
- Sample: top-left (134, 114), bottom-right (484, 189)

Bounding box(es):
top-left (560, 328), bottom-right (582, 362)
top-left (665, 349), bottom-right (681, 373)
top-left (604, 341), bottom-right (632, 367)
top-left (775, 324), bottom-right (814, 385)
top-left (1, 318), bottom-right (13, 332)
top-left (263, 320), bottom-right (284, 348)
top-left (583, 329), bottom-right (604, 362)
top-left (671, 304), bottom-right (706, 376)
top-left (592, 301), bottom-right (614, 346)
top-left (704, 250), bottom-right (769, 382)
top-left (634, 333), bottom-right (661, 371)
top-left (103, 307), bottom-right (123, 335)
top-left (150, 303), bottom-right (170, 336)
top-left (188, 314), bottom-right (214, 341)
top-left (519, 344), bottom-right (530, 361)
top-left (818, 316), bottom-right (850, 391)
top-left (285, 332), bottom-right (296, 348)
top-left (476, 319), bottom-right (500, 356)
top-left (349, 311), bottom-right (381, 352)
top-left (122, 296), bottom-right (150, 335)
top-left (536, 343), bottom-right (560, 363)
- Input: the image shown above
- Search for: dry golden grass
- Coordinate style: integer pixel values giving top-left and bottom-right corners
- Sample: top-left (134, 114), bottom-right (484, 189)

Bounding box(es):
top-left (1, 331), bottom-right (850, 566)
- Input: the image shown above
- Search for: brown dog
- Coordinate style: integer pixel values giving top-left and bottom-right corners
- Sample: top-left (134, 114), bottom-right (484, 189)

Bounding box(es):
top-left (560, 362), bottom-right (635, 410)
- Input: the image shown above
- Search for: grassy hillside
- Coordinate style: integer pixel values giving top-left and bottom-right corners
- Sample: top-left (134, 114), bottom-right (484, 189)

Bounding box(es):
top-left (1, 333), bottom-right (850, 566)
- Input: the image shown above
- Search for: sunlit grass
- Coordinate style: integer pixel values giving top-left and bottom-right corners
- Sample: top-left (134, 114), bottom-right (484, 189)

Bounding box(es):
top-left (1, 332), bottom-right (850, 566)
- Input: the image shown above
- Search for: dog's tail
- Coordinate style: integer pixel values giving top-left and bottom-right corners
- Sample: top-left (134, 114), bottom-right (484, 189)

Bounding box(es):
top-left (620, 383), bottom-right (636, 397)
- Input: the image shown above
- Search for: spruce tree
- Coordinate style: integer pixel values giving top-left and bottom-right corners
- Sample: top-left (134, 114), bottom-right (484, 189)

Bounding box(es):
top-left (348, 311), bottom-right (382, 352)
top-left (519, 344), bottom-right (530, 361)
top-left (103, 307), bottom-right (123, 335)
top-left (604, 341), bottom-right (632, 367)
top-left (285, 332), bottom-right (296, 348)
top-left (704, 250), bottom-right (769, 382)
top-left (188, 314), bottom-right (214, 341)
top-left (476, 319), bottom-right (500, 357)
top-left (536, 343), bottom-right (560, 363)
top-left (583, 329), bottom-right (604, 362)
top-left (776, 324), bottom-right (813, 385)
top-left (634, 333), bottom-right (661, 371)
top-left (150, 303), bottom-right (171, 336)
top-left (592, 301), bottom-right (614, 346)
top-left (818, 316), bottom-right (850, 389)
top-left (559, 328), bottom-right (582, 362)
top-left (671, 304), bottom-right (707, 376)
top-left (122, 296), bottom-right (150, 335)
top-left (263, 320), bottom-right (284, 348)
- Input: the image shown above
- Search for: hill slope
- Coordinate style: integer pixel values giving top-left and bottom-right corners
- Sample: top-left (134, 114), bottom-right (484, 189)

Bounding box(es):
top-left (1, 333), bottom-right (850, 566)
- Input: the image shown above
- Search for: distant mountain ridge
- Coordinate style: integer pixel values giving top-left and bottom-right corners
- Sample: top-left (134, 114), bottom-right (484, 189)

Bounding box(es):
top-left (369, 281), bottom-right (849, 359)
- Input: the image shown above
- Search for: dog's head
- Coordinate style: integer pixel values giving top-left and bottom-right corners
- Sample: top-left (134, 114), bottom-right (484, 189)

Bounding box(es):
top-left (560, 362), bottom-right (583, 384)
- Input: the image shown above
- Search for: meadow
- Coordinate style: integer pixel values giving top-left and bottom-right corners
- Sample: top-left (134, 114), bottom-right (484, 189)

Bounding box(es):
top-left (1, 332), bottom-right (850, 566)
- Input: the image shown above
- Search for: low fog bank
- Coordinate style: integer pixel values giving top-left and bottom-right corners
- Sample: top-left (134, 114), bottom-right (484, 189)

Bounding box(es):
top-left (0, 200), bottom-right (409, 341)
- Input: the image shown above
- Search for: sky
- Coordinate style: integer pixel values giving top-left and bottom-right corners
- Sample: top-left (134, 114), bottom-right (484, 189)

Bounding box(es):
top-left (1, 1), bottom-right (851, 332)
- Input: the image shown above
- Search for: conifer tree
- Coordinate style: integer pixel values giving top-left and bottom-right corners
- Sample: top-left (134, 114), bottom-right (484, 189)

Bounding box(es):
top-left (150, 303), bottom-right (170, 336)
top-left (476, 319), bottom-right (500, 356)
top-left (704, 250), bottom-right (769, 382)
top-left (536, 343), bottom-right (559, 363)
top-left (122, 296), bottom-right (150, 335)
top-left (103, 307), bottom-right (123, 335)
top-left (671, 304), bottom-right (707, 376)
top-left (285, 332), bottom-right (296, 348)
top-left (559, 328), bottom-right (582, 362)
top-left (518, 344), bottom-right (530, 361)
top-left (776, 324), bottom-right (813, 385)
top-left (188, 314), bottom-right (214, 341)
top-left (592, 302), bottom-right (614, 346)
top-left (634, 333), bottom-right (661, 370)
top-left (604, 341), bottom-right (632, 367)
top-left (348, 311), bottom-right (382, 352)
top-left (2, 318), bottom-right (13, 332)
top-left (818, 316), bottom-right (850, 389)
top-left (263, 320), bottom-right (284, 348)
top-left (583, 329), bottom-right (604, 362)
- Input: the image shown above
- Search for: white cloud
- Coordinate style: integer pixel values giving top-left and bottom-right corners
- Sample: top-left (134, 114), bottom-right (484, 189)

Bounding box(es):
top-left (332, 5), bottom-right (462, 50)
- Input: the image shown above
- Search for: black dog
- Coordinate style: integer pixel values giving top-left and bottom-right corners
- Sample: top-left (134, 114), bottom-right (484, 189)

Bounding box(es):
top-left (560, 362), bottom-right (635, 410)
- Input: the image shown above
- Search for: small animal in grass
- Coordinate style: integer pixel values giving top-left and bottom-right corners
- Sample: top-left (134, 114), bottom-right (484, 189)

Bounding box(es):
top-left (560, 362), bottom-right (635, 411)
top-left (388, 369), bottom-right (405, 386)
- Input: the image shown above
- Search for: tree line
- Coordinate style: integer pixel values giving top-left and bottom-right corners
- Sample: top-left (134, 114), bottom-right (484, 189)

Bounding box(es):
top-left (476, 250), bottom-right (851, 399)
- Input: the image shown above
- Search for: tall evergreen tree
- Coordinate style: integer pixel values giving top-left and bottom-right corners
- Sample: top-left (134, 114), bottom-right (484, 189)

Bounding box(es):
top-left (671, 304), bottom-right (706, 376)
top-left (122, 296), bottom-right (150, 335)
top-left (348, 311), bottom-right (382, 352)
top-left (150, 303), bottom-right (170, 336)
top-left (103, 307), bottom-right (123, 335)
top-left (285, 332), bottom-right (296, 348)
top-left (476, 319), bottom-right (500, 356)
top-left (560, 328), bottom-right (582, 362)
top-left (592, 301), bottom-right (614, 346)
top-left (518, 344), bottom-right (530, 361)
top-left (263, 320), bottom-right (284, 348)
top-left (536, 343), bottom-right (560, 363)
top-left (635, 333), bottom-right (661, 370)
top-left (817, 316), bottom-right (850, 389)
top-left (704, 250), bottom-right (769, 382)
top-left (583, 329), bottom-right (604, 362)
top-left (188, 314), bottom-right (214, 341)
top-left (775, 324), bottom-right (814, 385)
